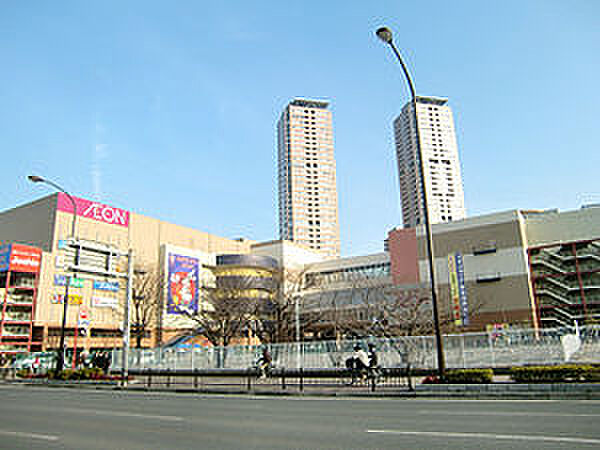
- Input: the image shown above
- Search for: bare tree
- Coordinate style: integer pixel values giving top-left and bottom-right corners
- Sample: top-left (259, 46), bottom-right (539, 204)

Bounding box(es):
top-left (252, 266), bottom-right (337, 344)
top-left (174, 275), bottom-right (263, 348)
top-left (114, 266), bottom-right (163, 349)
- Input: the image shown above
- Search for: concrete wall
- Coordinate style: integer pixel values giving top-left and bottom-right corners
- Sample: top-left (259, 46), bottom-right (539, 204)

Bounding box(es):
top-left (524, 207), bottom-right (600, 247)
top-left (0, 195), bottom-right (57, 252)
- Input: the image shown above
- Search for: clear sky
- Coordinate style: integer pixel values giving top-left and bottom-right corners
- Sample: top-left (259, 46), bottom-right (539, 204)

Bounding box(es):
top-left (2, 1), bottom-right (599, 256)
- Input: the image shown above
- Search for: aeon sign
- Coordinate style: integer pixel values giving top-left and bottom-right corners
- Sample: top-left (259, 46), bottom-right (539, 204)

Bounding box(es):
top-left (57, 193), bottom-right (130, 227)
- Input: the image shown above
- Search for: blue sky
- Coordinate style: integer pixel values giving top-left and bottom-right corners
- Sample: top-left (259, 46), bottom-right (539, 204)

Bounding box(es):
top-left (2, 1), bottom-right (599, 256)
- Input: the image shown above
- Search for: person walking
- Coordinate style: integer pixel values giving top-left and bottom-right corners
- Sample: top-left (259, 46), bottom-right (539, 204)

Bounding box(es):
top-left (367, 343), bottom-right (380, 382)
top-left (257, 347), bottom-right (272, 379)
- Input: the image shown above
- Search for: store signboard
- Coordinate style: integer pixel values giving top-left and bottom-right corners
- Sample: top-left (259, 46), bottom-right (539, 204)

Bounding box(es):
top-left (93, 280), bottom-right (119, 292)
top-left (92, 296), bottom-right (118, 308)
top-left (0, 244), bottom-right (42, 273)
top-left (57, 193), bottom-right (129, 228)
top-left (54, 275), bottom-right (84, 288)
top-left (52, 293), bottom-right (83, 305)
top-left (167, 253), bottom-right (199, 315)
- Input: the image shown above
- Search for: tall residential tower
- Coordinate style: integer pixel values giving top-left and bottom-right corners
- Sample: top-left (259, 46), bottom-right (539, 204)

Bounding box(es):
top-left (393, 96), bottom-right (466, 228)
top-left (277, 99), bottom-right (340, 257)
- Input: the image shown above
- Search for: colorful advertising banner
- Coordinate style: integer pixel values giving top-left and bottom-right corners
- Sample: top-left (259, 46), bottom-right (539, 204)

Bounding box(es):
top-left (0, 244), bottom-right (42, 273)
top-left (93, 280), bottom-right (120, 292)
top-left (448, 252), bottom-right (468, 326)
top-left (57, 193), bottom-right (130, 228)
top-left (167, 253), bottom-right (199, 315)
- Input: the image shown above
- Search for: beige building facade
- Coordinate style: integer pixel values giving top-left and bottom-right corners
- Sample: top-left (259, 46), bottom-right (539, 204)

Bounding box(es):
top-left (393, 96), bottom-right (466, 228)
top-left (277, 98), bottom-right (340, 257)
top-left (389, 207), bottom-right (600, 330)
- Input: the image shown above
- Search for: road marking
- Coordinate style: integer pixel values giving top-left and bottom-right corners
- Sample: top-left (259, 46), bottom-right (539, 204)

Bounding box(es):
top-left (366, 430), bottom-right (600, 445)
top-left (61, 407), bottom-right (184, 422)
top-left (0, 430), bottom-right (59, 441)
top-left (418, 409), bottom-right (600, 418)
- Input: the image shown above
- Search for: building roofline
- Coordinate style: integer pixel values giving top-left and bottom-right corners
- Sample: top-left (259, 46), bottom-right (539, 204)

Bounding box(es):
top-left (289, 98), bottom-right (330, 109)
top-left (416, 96), bottom-right (448, 105)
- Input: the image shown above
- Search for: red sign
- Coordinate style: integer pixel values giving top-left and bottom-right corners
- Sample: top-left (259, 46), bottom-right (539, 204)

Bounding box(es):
top-left (9, 244), bottom-right (42, 273)
top-left (57, 193), bottom-right (130, 227)
top-left (79, 307), bottom-right (89, 320)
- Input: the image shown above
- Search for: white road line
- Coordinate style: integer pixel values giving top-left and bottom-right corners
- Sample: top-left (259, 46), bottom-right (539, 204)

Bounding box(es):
top-left (418, 409), bottom-right (600, 418)
top-left (366, 430), bottom-right (600, 445)
top-left (0, 430), bottom-right (59, 441)
top-left (61, 407), bottom-right (184, 422)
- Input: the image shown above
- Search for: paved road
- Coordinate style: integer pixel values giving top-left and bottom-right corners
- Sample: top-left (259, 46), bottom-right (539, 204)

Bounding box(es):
top-left (1, 385), bottom-right (599, 449)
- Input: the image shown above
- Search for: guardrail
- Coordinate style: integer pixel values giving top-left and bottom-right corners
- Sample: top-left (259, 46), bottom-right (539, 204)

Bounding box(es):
top-left (121, 367), bottom-right (413, 393)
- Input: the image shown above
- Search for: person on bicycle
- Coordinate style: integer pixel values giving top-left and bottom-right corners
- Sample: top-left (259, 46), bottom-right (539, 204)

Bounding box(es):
top-left (349, 344), bottom-right (369, 384)
top-left (257, 347), bottom-right (272, 378)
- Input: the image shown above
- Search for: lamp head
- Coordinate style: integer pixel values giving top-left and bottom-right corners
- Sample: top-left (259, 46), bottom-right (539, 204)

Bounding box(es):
top-left (28, 175), bottom-right (45, 183)
top-left (376, 27), bottom-right (393, 44)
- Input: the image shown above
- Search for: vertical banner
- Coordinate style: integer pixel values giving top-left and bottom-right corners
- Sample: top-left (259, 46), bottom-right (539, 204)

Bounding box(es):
top-left (455, 252), bottom-right (469, 326)
top-left (448, 254), bottom-right (461, 325)
top-left (167, 254), bottom-right (199, 315)
top-left (448, 252), bottom-right (469, 326)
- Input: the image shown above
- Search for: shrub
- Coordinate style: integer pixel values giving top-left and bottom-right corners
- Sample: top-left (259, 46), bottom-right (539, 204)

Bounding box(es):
top-left (581, 366), bottom-right (600, 382)
top-left (442, 369), bottom-right (493, 384)
top-left (509, 365), bottom-right (589, 383)
top-left (16, 369), bottom-right (30, 378)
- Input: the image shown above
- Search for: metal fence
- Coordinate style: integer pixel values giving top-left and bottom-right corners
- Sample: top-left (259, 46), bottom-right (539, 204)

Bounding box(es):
top-left (111, 324), bottom-right (600, 372)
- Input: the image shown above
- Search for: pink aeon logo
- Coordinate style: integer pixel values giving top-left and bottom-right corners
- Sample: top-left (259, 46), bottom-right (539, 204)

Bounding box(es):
top-left (57, 193), bottom-right (129, 227)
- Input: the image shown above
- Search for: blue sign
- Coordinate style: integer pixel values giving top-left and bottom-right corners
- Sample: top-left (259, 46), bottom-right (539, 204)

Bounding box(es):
top-left (0, 245), bottom-right (11, 272)
top-left (455, 253), bottom-right (469, 326)
top-left (93, 280), bottom-right (119, 292)
top-left (54, 275), bottom-right (84, 288)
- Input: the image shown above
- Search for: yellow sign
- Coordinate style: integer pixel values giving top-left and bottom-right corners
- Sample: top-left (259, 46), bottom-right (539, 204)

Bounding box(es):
top-left (447, 255), bottom-right (461, 325)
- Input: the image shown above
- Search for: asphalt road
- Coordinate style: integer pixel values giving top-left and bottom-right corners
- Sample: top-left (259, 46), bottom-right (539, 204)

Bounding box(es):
top-left (0, 385), bottom-right (599, 449)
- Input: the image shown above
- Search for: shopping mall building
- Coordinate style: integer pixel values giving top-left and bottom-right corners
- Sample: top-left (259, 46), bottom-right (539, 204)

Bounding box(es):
top-left (0, 194), bottom-right (290, 355)
top-left (1, 193), bottom-right (599, 355)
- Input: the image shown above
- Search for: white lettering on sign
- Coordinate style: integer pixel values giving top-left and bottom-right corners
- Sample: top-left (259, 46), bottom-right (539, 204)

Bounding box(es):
top-left (57, 193), bottom-right (130, 227)
top-left (82, 203), bottom-right (128, 226)
top-left (10, 257), bottom-right (40, 268)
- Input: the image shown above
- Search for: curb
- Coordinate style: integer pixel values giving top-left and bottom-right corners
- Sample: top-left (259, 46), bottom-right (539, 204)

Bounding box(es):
top-left (3, 380), bottom-right (599, 399)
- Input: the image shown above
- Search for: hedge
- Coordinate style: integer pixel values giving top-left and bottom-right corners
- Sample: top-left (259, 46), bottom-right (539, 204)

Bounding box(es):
top-left (509, 365), bottom-right (599, 383)
top-left (442, 369), bottom-right (494, 384)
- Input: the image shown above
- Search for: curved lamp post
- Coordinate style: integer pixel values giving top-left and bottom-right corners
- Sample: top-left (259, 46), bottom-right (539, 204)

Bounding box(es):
top-left (375, 27), bottom-right (446, 376)
top-left (28, 175), bottom-right (77, 372)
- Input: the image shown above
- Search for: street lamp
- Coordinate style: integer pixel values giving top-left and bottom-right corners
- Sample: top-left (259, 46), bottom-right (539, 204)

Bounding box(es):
top-left (28, 175), bottom-right (78, 372)
top-left (375, 27), bottom-right (446, 376)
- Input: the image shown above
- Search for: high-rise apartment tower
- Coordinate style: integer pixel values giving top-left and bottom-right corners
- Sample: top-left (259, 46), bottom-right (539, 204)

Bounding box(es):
top-left (393, 96), bottom-right (466, 228)
top-left (277, 99), bottom-right (340, 257)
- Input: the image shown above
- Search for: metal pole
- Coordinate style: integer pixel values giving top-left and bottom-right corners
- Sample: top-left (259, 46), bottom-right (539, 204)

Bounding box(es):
top-left (376, 30), bottom-right (446, 376)
top-left (121, 249), bottom-right (134, 385)
top-left (28, 177), bottom-right (77, 373)
top-left (295, 297), bottom-right (301, 369)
